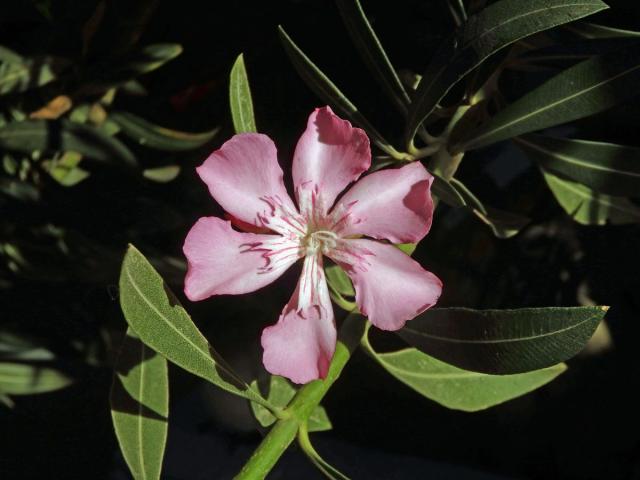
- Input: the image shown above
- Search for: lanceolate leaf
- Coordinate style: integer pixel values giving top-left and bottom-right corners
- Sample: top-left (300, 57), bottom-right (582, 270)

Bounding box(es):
top-left (229, 53), bottom-right (257, 133)
top-left (0, 120), bottom-right (137, 167)
top-left (250, 377), bottom-right (332, 433)
top-left (278, 26), bottom-right (395, 156)
top-left (0, 362), bottom-right (73, 395)
top-left (517, 134), bottom-right (640, 197)
top-left (542, 170), bottom-right (640, 225)
top-left (119, 245), bottom-right (268, 405)
top-left (364, 338), bottom-right (566, 411)
top-left (397, 306), bottom-right (606, 374)
top-left (335, 0), bottom-right (411, 113)
top-left (110, 111), bottom-right (218, 151)
top-left (405, 0), bottom-right (608, 144)
top-left (566, 21), bottom-right (640, 39)
top-left (111, 330), bottom-right (168, 480)
top-left (454, 43), bottom-right (640, 151)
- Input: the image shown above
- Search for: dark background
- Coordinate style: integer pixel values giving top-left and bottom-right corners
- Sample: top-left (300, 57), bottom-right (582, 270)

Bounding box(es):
top-left (1, 1), bottom-right (640, 479)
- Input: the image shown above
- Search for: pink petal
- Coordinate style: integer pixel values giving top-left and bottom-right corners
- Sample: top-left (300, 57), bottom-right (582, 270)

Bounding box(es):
top-left (336, 239), bottom-right (442, 331)
top-left (183, 217), bottom-right (299, 301)
top-left (261, 254), bottom-right (336, 384)
top-left (334, 162), bottom-right (434, 243)
top-left (197, 134), bottom-right (296, 228)
top-left (292, 107), bottom-right (370, 214)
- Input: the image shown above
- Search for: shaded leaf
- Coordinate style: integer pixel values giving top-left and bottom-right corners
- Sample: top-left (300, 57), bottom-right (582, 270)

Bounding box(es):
top-left (119, 245), bottom-right (268, 404)
top-left (454, 43), bottom-right (640, 151)
top-left (429, 170), bottom-right (467, 208)
top-left (250, 376), bottom-right (332, 433)
top-left (0, 361), bottom-right (73, 395)
top-left (0, 51), bottom-right (68, 95)
top-left (542, 170), bottom-right (640, 225)
top-left (325, 264), bottom-right (354, 297)
top-left (0, 120), bottom-right (137, 167)
top-left (278, 26), bottom-right (397, 157)
top-left (517, 134), bottom-right (640, 197)
top-left (111, 329), bottom-right (168, 480)
top-left (110, 111), bottom-right (218, 151)
top-left (0, 178), bottom-right (39, 202)
top-left (405, 0), bottom-right (608, 143)
top-left (229, 53), bottom-right (257, 133)
top-left (335, 0), bottom-right (410, 113)
top-left (397, 306), bottom-right (606, 374)
top-left (566, 21), bottom-right (640, 39)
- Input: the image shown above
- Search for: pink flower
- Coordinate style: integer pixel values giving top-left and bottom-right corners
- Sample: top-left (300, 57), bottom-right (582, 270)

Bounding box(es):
top-left (183, 107), bottom-right (442, 384)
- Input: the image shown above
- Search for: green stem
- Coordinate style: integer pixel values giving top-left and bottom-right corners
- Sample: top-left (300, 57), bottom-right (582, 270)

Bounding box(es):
top-left (234, 314), bottom-right (366, 480)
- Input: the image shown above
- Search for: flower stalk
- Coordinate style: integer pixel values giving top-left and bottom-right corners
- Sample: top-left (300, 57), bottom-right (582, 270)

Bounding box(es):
top-left (234, 313), bottom-right (366, 480)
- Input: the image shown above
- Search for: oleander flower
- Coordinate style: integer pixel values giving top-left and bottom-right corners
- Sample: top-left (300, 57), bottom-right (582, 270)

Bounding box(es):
top-left (183, 107), bottom-right (442, 384)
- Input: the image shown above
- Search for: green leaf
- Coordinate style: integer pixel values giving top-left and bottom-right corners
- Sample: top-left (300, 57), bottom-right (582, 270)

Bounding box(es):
top-left (278, 26), bottom-right (397, 157)
top-left (542, 170), bottom-right (640, 225)
top-left (0, 361), bottom-right (73, 395)
top-left (566, 22), bottom-right (640, 39)
top-left (111, 329), bottom-right (168, 480)
top-left (394, 243), bottom-right (416, 255)
top-left (229, 54), bottom-right (257, 133)
top-left (250, 376), bottom-right (332, 433)
top-left (405, 0), bottom-right (608, 144)
top-left (114, 43), bottom-right (183, 78)
top-left (0, 178), bottom-right (39, 202)
top-left (335, 0), bottom-right (411, 113)
top-left (450, 178), bottom-right (530, 238)
top-left (429, 170), bottom-right (467, 208)
top-left (0, 52), bottom-right (67, 95)
top-left (143, 165), bottom-right (180, 183)
top-left (325, 264), bottom-right (354, 297)
top-left (119, 245), bottom-right (267, 404)
top-left (110, 111), bottom-right (218, 151)
top-left (516, 134), bottom-right (640, 197)
top-left (0, 120), bottom-right (137, 167)
top-left (454, 43), bottom-right (640, 151)
top-left (397, 306), bottom-right (607, 374)
top-left (364, 342), bottom-right (566, 412)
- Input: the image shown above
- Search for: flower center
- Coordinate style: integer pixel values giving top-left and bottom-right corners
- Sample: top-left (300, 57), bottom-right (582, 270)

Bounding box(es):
top-left (302, 230), bottom-right (338, 256)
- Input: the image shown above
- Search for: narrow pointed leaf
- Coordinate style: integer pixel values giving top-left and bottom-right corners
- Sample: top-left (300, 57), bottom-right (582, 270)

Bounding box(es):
top-left (0, 120), bottom-right (137, 167)
top-left (405, 0), bottom-right (608, 143)
top-left (111, 330), bottom-right (168, 480)
top-left (517, 134), bottom-right (640, 197)
top-left (542, 170), bottom-right (640, 225)
top-left (365, 344), bottom-right (566, 412)
top-left (450, 178), bottom-right (530, 238)
top-left (250, 376), bottom-right (332, 433)
top-left (566, 22), bottom-right (640, 39)
top-left (0, 362), bottom-right (73, 395)
top-left (325, 264), bottom-right (355, 297)
top-left (335, 0), bottom-right (411, 112)
top-left (429, 170), bottom-right (467, 208)
top-left (397, 306), bottom-right (607, 374)
top-left (110, 111), bottom-right (218, 151)
top-left (454, 44), bottom-right (640, 151)
top-left (278, 26), bottom-right (395, 156)
top-left (229, 53), bottom-right (257, 133)
top-left (119, 245), bottom-right (267, 404)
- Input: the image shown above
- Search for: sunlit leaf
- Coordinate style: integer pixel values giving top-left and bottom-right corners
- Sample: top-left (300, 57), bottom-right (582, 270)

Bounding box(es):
top-left (542, 170), bottom-right (640, 225)
top-left (143, 166), bottom-right (180, 183)
top-left (0, 120), bottom-right (137, 167)
top-left (364, 339), bottom-right (566, 412)
top-left (119, 245), bottom-right (269, 405)
top-left (397, 306), bottom-right (606, 374)
top-left (229, 53), bottom-right (257, 133)
top-left (454, 43), bottom-right (640, 151)
top-left (110, 111), bottom-right (218, 151)
top-left (0, 361), bottom-right (73, 395)
top-left (517, 134), bottom-right (640, 197)
top-left (405, 0), bottom-right (608, 143)
top-left (250, 376), bottom-right (332, 433)
top-left (111, 329), bottom-right (168, 480)
top-left (335, 0), bottom-right (410, 113)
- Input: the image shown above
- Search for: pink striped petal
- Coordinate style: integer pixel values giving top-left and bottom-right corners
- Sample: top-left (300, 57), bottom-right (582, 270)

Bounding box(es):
top-left (292, 107), bottom-right (370, 214)
top-left (183, 217), bottom-right (299, 301)
top-left (338, 239), bottom-right (442, 331)
top-left (197, 134), bottom-right (296, 228)
top-left (334, 162), bottom-right (434, 243)
top-left (261, 254), bottom-right (336, 384)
